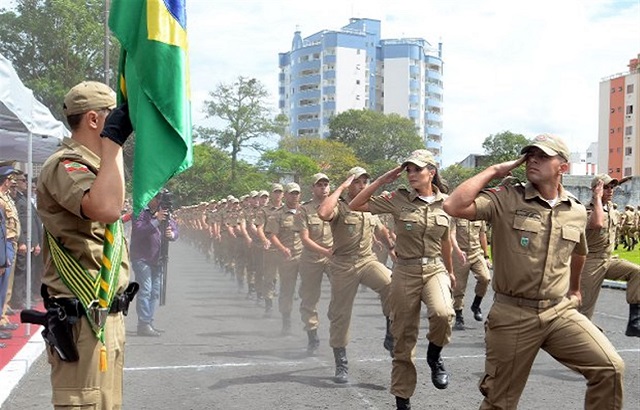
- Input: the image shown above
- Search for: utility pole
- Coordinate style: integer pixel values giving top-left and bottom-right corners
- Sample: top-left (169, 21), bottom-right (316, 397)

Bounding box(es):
top-left (104, 0), bottom-right (110, 85)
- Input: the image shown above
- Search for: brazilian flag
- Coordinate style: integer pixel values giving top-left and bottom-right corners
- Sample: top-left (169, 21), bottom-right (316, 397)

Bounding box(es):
top-left (109, 0), bottom-right (193, 215)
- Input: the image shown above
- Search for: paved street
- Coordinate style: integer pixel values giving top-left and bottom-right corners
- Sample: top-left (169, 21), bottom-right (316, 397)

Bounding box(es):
top-left (2, 241), bottom-right (639, 409)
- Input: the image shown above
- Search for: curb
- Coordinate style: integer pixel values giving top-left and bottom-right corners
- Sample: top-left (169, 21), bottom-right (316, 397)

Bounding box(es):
top-left (0, 327), bottom-right (46, 407)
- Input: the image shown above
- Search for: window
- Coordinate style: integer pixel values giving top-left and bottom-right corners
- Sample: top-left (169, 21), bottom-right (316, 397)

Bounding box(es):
top-left (356, 80), bottom-right (360, 85)
top-left (610, 129), bottom-right (614, 134)
top-left (627, 84), bottom-right (635, 93)
top-left (618, 86), bottom-right (623, 92)
top-left (609, 148), bottom-right (613, 153)
top-left (626, 105), bottom-right (634, 115)
top-left (625, 147), bottom-right (633, 155)
top-left (624, 167), bottom-right (632, 176)
top-left (611, 108), bottom-right (615, 113)
top-left (626, 126), bottom-right (633, 136)
top-left (616, 168), bottom-right (620, 173)
top-left (611, 87), bottom-right (615, 93)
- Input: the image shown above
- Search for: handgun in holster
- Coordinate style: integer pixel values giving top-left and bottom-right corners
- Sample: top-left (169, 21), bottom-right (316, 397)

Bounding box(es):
top-left (20, 302), bottom-right (80, 362)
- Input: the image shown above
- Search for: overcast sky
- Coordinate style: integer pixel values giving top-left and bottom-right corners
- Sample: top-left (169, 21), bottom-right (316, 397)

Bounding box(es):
top-left (187, 0), bottom-right (639, 166)
top-left (2, 0), bottom-right (637, 166)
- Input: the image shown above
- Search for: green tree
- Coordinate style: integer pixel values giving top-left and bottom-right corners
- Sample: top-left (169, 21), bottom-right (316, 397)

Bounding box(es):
top-left (0, 0), bottom-right (118, 119)
top-left (258, 149), bottom-right (319, 183)
top-left (482, 131), bottom-right (529, 183)
top-left (328, 109), bottom-right (423, 164)
top-left (440, 163), bottom-right (479, 191)
top-left (199, 76), bottom-right (277, 182)
top-left (279, 137), bottom-right (360, 185)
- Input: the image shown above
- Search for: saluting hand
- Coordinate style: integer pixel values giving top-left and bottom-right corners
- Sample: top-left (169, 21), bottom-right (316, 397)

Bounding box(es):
top-left (592, 180), bottom-right (604, 202)
top-left (492, 155), bottom-right (527, 179)
top-left (339, 175), bottom-right (355, 191)
top-left (379, 166), bottom-right (403, 185)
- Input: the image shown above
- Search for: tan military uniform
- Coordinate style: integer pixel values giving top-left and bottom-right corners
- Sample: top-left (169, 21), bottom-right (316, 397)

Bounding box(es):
top-left (257, 202), bottom-right (282, 307)
top-left (296, 198), bottom-right (333, 331)
top-left (265, 205), bottom-right (302, 317)
top-left (452, 218), bottom-right (491, 311)
top-left (474, 183), bottom-right (624, 410)
top-left (37, 138), bottom-right (131, 409)
top-left (0, 190), bottom-right (20, 324)
top-left (326, 195), bottom-right (391, 348)
top-left (368, 187), bottom-right (454, 399)
top-left (580, 201), bottom-right (639, 318)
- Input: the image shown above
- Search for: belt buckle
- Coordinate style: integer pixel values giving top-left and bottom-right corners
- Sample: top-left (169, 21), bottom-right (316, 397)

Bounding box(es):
top-left (87, 300), bottom-right (109, 327)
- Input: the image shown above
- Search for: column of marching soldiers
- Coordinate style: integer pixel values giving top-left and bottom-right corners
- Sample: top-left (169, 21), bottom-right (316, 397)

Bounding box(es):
top-left (169, 167), bottom-right (640, 409)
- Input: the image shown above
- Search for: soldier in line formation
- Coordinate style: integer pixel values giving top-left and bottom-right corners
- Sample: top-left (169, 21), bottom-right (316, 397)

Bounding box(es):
top-left (174, 135), bottom-right (637, 410)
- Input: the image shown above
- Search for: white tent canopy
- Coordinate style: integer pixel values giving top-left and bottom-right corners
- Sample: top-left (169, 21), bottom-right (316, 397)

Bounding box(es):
top-left (0, 53), bottom-right (69, 163)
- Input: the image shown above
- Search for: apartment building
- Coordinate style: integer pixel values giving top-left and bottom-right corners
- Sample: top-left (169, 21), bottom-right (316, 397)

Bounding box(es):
top-left (598, 54), bottom-right (640, 178)
top-left (278, 18), bottom-right (444, 162)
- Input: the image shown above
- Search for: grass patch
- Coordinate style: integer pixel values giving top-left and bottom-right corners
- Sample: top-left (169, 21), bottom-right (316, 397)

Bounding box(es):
top-left (613, 248), bottom-right (640, 264)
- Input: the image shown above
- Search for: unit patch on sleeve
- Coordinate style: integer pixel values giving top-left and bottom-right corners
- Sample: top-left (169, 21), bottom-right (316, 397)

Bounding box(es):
top-left (62, 160), bottom-right (89, 173)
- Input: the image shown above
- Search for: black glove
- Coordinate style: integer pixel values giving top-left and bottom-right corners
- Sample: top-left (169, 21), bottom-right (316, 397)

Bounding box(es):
top-left (100, 103), bottom-right (133, 146)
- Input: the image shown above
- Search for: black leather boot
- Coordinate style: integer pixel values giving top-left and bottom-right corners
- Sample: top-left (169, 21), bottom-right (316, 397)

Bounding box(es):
top-left (333, 347), bottom-right (348, 384)
top-left (396, 396), bottom-right (411, 410)
top-left (625, 303), bottom-right (640, 337)
top-left (307, 329), bottom-right (320, 355)
top-left (384, 316), bottom-right (394, 357)
top-left (453, 309), bottom-right (465, 330)
top-left (471, 296), bottom-right (483, 321)
top-left (426, 342), bottom-right (449, 389)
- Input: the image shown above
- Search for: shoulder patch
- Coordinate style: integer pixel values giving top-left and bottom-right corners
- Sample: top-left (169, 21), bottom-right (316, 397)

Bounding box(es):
top-left (62, 160), bottom-right (89, 173)
top-left (486, 187), bottom-right (503, 194)
top-left (383, 191), bottom-right (396, 200)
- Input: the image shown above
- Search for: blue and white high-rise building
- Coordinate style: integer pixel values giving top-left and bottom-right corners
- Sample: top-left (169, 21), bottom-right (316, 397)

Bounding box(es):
top-left (278, 17), bottom-right (444, 162)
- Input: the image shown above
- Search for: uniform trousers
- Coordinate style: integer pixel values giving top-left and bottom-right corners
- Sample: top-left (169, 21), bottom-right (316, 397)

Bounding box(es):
top-left (254, 248), bottom-right (266, 297)
top-left (48, 313), bottom-right (126, 410)
top-left (390, 262), bottom-right (454, 399)
top-left (580, 256), bottom-right (640, 319)
top-left (233, 237), bottom-right (247, 287)
top-left (277, 255), bottom-right (300, 316)
top-left (298, 255), bottom-right (330, 331)
top-left (327, 255), bottom-right (391, 348)
top-left (262, 250), bottom-right (280, 301)
top-left (0, 252), bottom-right (16, 325)
top-left (479, 296), bottom-right (624, 410)
top-left (452, 251), bottom-right (491, 310)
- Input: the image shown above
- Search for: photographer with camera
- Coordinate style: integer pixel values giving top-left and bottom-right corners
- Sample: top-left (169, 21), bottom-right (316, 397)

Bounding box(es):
top-left (130, 190), bottom-right (178, 337)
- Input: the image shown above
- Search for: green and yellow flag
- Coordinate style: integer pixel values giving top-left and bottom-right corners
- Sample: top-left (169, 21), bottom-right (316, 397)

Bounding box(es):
top-left (109, 0), bottom-right (193, 215)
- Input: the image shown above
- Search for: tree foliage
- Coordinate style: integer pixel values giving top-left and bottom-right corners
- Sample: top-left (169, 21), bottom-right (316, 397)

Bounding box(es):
top-left (481, 131), bottom-right (529, 183)
top-left (199, 76), bottom-right (277, 182)
top-left (165, 144), bottom-right (270, 205)
top-left (328, 109), bottom-right (423, 165)
top-left (440, 163), bottom-right (479, 191)
top-left (278, 137), bottom-right (360, 185)
top-left (0, 0), bottom-right (119, 120)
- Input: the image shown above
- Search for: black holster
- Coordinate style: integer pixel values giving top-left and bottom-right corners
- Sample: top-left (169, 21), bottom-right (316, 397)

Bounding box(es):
top-left (20, 303), bottom-right (79, 362)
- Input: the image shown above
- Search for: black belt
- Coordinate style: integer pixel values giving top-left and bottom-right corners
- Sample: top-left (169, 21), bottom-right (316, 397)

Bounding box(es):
top-left (44, 282), bottom-right (139, 317)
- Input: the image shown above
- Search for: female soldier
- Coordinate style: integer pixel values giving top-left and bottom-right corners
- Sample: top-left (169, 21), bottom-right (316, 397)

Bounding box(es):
top-left (349, 149), bottom-right (456, 410)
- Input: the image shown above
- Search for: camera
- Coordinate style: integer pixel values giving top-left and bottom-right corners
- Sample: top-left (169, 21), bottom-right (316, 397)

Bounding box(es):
top-left (158, 189), bottom-right (174, 212)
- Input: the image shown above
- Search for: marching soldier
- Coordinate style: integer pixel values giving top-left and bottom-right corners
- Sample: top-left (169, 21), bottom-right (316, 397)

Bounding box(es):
top-left (317, 167), bottom-right (393, 384)
top-left (296, 173), bottom-right (333, 354)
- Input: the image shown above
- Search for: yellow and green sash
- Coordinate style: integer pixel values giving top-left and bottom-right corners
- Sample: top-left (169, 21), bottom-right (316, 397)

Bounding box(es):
top-left (45, 220), bottom-right (124, 371)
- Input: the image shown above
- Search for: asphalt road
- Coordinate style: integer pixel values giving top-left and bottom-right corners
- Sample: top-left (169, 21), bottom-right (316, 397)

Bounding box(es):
top-left (2, 241), bottom-right (639, 409)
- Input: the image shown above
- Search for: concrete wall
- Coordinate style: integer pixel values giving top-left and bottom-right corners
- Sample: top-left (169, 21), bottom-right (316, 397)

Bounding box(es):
top-left (562, 175), bottom-right (640, 207)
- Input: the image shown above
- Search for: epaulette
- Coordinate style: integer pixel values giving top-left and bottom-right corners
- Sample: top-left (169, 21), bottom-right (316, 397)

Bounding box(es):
top-left (565, 190), bottom-right (582, 205)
